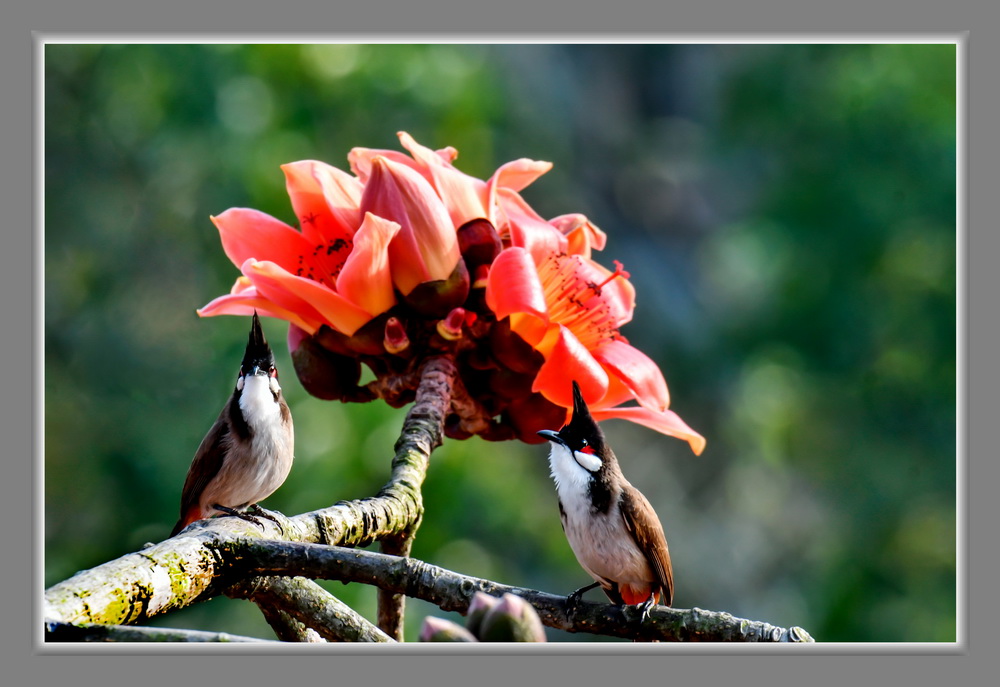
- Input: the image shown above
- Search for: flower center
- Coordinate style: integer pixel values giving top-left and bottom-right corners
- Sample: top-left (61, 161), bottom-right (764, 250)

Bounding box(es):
top-left (536, 253), bottom-right (630, 349)
top-left (293, 237), bottom-right (354, 289)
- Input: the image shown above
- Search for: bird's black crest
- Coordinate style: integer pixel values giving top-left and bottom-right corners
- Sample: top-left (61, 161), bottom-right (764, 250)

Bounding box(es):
top-left (557, 381), bottom-right (608, 454)
top-left (241, 311), bottom-right (275, 373)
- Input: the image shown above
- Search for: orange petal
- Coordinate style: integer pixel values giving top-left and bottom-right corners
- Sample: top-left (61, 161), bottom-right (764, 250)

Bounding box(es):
top-left (485, 247), bottom-right (549, 321)
top-left (591, 406), bottom-right (706, 455)
top-left (336, 212), bottom-right (400, 318)
top-left (281, 160), bottom-right (361, 250)
top-left (197, 281), bottom-right (322, 334)
top-left (532, 327), bottom-right (609, 409)
top-left (244, 259), bottom-right (374, 336)
top-left (550, 213), bottom-right (607, 258)
top-left (489, 157), bottom-right (553, 193)
top-left (362, 156), bottom-right (460, 295)
top-left (397, 131), bottom-right (489, 227)
top-left (348, 146), bottom-right (425, 184)
top-left (212, 208), bottom-right (319, 278)
top-left (496, 188), bottom-right (567, 264)
top-left (592, 339), bottom-right (670, 411)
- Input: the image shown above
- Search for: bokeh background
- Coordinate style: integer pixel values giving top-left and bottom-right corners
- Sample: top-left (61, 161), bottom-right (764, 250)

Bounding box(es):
top-left (44, 43), bottom-right (957, 642)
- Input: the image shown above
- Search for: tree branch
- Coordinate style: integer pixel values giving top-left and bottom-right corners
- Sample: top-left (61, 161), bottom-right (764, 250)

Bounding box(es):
top-left (226, 576), bottom-right (393, 643)
top-left (44, 620), bottom-right (278, 643)
top-left (239, 542), bottom-right (815, 643)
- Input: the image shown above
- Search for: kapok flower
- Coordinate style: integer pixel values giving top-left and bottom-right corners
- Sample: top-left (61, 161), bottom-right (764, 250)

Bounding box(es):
top-left (197, 200), bottom-right (400, 338)
top-left (486, 245), bottom-right (706, 455)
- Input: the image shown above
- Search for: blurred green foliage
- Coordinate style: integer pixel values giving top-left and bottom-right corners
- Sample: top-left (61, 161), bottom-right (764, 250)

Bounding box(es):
top-left (44, 43), bottom-right (956, 642)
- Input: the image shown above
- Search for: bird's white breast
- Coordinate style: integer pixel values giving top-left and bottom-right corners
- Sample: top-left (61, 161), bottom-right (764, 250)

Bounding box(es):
top-left (223, 374), bottom-right (293, 504)
top-left (546, 443), bottom-right (654, 589)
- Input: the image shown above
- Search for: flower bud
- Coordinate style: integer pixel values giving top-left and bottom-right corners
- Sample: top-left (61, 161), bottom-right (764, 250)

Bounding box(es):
top-left (288, 324), bottom-right (362, 401)
top-left (402, 258), bottom-right (470, 318)
top-left (383, 316), bottom-right (410, 355)
top-left (457, 218), bottom-right (502, 272)
top-left (419, 616), bottom-right (478, 642)
top-left (477, 593), bottom-right (547, 642)
top-left (436, 307), bottom-right (467, 341)
top-left (313, 315), bottom-right (391, 357)
top-left (465, 591), bottom-right (501, 638)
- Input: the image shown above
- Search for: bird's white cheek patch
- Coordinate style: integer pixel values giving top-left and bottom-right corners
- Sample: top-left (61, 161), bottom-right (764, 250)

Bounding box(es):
top-left (573, 449), bottom-right (602, 473)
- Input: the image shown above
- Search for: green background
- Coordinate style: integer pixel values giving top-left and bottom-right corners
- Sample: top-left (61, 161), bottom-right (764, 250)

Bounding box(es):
top-left (44, 43), bottom-right (957, 642)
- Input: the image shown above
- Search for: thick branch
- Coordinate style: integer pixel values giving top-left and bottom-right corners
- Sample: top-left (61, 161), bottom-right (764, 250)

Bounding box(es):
top-left (43, 355), bottom-right (456, 629)
top-left (227, 576), bottom-right (392, 643)
top-left (44, 620), bottom-right (277, 643)
top-left (241, 542), bottom-right (815, 643)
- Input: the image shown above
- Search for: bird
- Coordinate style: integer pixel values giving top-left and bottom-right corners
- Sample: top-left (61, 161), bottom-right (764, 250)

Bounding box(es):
top-left (537, 381), bottom-right (674, 618)
top-left (170, 312), bottom-right (294, 537)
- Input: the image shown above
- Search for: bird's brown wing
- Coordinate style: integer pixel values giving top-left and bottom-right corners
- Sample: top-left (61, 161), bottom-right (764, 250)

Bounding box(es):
top-left (620, 487), bottom-right (674, 607)
top-left (170, 406), bottom-right (230, 536)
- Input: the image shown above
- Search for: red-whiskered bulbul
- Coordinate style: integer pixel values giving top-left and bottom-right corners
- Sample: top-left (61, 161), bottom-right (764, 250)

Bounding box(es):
top-left (170, 312), bottom-right (294, 537)
top-left (537, 381), bottom-right (674, 617)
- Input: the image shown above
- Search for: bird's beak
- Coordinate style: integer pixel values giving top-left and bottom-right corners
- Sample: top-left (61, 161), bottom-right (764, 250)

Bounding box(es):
top-left (537, 429), bottom-right (566, 446)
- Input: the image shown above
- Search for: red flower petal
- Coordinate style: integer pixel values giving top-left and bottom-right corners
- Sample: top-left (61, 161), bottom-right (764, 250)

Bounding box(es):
top-left (197, 280), bottom-right (322, 334)
top-left (496, 188), bottom-right (567, 263)
top-left (549, 213), bottom-right (607, 258)
top-left (281, 160), bottom-right (361, 249)
top-left (397, 131), bottom-right (490, 227)
top-left (243, 259), bottom-right (374, 336)
top-left (489, 158), bottom-right (553, 193)
top-left (531, 326), bottom-right (609, 409)
top-left (336, 212), bottom-right (400, 318)
top-left (591, 406), bottom-right (706, 456)
top-left (349, 146), bottom-right (425, 184)
top-left (212, 208), bottom-right (322, 280)
top-left (485, 247), bottom-right (549, 322)
top-left (361, 156), bottom-right (460, 295)
top-left (592, 339), bottom-right (671, 411)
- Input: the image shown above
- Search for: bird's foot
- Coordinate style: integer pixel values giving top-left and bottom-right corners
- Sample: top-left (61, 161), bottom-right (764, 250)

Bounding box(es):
top-left (637, 597), bottom-right (657, 623)
top-left (565, 581), bottom-right (601, 615)
top-left (213, 504), bottom-right (266, 532)
top-left (247, 503), bottom-right (282, 526)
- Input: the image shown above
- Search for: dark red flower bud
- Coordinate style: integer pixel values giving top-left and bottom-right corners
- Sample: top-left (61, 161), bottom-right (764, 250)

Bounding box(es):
top-left (436, 307), bottom-right (467, 341)
top-left (457, 218), bottom-right (502, 272)
top-left (288, 324), bottom-right (362, 401)
top-left (383, 316), bottom-right (410, 355)
top-left (402, 258), bottom-right (471, 318)
top-left (502, 392), bottom-right (569, 444)
top-left (489, 318), bottom-right (544, 375)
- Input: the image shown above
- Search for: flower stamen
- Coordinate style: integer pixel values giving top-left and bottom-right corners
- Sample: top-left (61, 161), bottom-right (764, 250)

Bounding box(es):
top-left (535, 253), bottom-right (625, 349)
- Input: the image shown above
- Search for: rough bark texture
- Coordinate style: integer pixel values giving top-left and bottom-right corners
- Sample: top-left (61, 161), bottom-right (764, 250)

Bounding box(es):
top-left (227, 575), bottom-right (393, 642)
top-left (240, 542), bottom-right (815, 643)
top-left (44, 620), bottom-right (276, 643)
